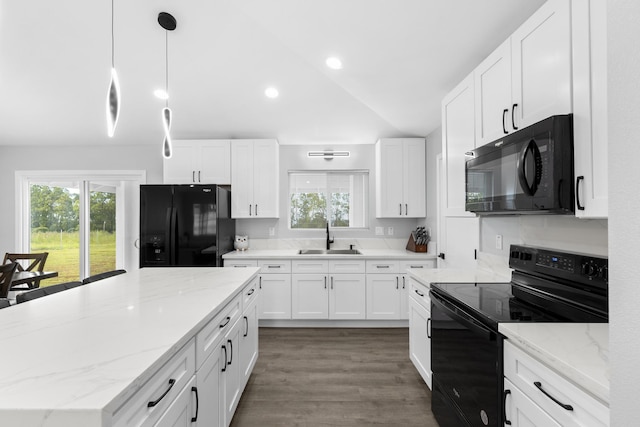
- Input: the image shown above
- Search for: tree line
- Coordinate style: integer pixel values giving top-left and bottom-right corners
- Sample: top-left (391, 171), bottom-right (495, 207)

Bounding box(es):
top-left (30, 185), bottom-right (116, 233)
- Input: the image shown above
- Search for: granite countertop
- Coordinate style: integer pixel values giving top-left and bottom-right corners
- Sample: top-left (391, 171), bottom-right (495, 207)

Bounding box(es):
top-left (499, 323), bottom-right (609, 404)
top-left (223, 248), bottom-right (438, 260)
top-left (0, 267), bottom-right (258, 424)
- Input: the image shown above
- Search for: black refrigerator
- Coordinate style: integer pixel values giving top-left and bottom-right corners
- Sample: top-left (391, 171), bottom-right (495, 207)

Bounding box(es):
top-left (140, 185), bottom-right (235, 267)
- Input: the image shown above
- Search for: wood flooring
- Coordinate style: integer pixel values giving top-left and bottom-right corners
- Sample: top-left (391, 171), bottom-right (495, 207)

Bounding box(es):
top-left (230, 328), bottom-right (440, 427)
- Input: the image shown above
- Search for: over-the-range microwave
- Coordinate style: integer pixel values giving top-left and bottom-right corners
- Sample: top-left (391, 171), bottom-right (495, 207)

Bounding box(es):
top-left (465, 114), bottom-right (574, 215)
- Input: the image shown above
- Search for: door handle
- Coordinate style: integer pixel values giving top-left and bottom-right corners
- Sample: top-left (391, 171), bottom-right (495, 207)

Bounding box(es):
top-left (249, 204), bottom-right (252, 216)
top-left (437, 253), bottom-right (445, 260)
top-left (511, 103), bottom-right (518, 130)
top-left (192, 171), bottom-right (195, 183)
top-left (198, 170), bottom-right (201, 182)
top-left (576, 176), bottom-right (585, 210)
top-left (147, 379), bottom-right (175, 407)
top-left (534, 381), bottom-right (574, 411)
top-left (191, 386), bottom-right (199, 422)
top-left (502, 109), bottom-right (509, 134)
top-left (503, 389), bottom-right (512, 425)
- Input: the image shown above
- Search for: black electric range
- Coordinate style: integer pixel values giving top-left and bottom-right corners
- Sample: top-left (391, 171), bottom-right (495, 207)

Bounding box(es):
top-left (429, 245), bottom-right (608, 427)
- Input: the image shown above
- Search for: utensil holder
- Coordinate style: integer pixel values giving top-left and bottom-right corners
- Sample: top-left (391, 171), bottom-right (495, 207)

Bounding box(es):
top-left (406, 234), bottom-right (427, 252)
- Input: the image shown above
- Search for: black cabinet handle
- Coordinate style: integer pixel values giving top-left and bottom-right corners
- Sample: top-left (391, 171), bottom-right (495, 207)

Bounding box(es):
top-left (249, 204), bottom-right (252, 216)
top-left (331, 276), bottom-right (334, 290)
top-left (219, 316), bottom-right (231, 329)
top-left (405, 204), bottom-right (408, 215)
top-left (396, 276), bottom-right (399, 289)
top-left (402, 276), bottom-right (405, 289)
top-left (192, 171), bottom-right (195, 183)
top-left (437, 253), bottom-right (445, 260)
top-left (512, 104), bottom-right (518, 130)
top-left (399, 203), bottom-right (402, 215)
top-left (221, 345), bottom-right (227, 372)
top-left (503, 109), bottom-right (509, 134)
top-left (427, 318), bottom-right (431, 339)
top-left (414, 289), bottom-right (424, 297)
top-left (503, 389), bottom-right (512, 425)
top-left (247, 288), bottom-right (255, 296)
top-left (259, 276), bottom-right (262, 289)
top-left (534, 381), bottom-right (574, 411)
top-left (244, 316), bottom-right (249, 337)
top-left (147, 378), bottom-right (175, 407)
top-left (324, 276), bottom-right (327, 289)
top-left (191, 386), bottom-right (199, 422)
top-left (255, 204), bottom-right (258, 216)
top-left (576, 176), bottom-right (585, 210)
top-left (198, 171), bottom-right (201, 182)
top-left (227, 339), bottom-right (233, 365)
top-left (376, 265), bottom-right (390, 269)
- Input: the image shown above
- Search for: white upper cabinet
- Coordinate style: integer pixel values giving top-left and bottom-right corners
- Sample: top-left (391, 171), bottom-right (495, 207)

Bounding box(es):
top-left (572, 0), bottom-right (608, 218)
top-left (375, 138), bottom-right (426, 218)
top-left (163, 139), bottom-right (231, 184)
top-left (231, 139), bottom-right (279, 218)
top-left (442, 73), bottom-right (476, 217)
top-left (475, 0), bottom-right (572, 146)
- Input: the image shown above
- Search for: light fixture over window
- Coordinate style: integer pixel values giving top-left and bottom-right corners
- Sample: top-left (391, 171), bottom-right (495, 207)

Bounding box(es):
top-left (106, 0), bottom-right (120, 137)
top-left (158, 12), bottom-right (177, 159)
top-left (307, 150), bottom-right (350, 160)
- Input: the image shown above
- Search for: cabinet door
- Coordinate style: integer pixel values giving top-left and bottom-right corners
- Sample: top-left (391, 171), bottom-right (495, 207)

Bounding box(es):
top-left (239, 296), bottom-right (259, 390)
top-left (403, 139), bottom-right (426, 217)
top-left (375, 139), bottom-right (404, 218)
top-left (258, 274), bottom-right (292, 319)
top-left (475, 39), bottom-right (512, 144)
top-left (153, 377), bottom-right (197, 427)
top-left (438, 216), bottom-right (479, 269)
top-left (195, 351), bottom-right (222, 427)
top-left (366, 274), bottom-right (401, 319)
top-left (252, 140), bottom-right (279, 218)
top-left (329, 274), bottom-right (366, 319)
top-left (504, 379), bottom-right (562, 427)
top-left (292, 274), bottom-right (329, 319)
top-left (442, 73), bottom-right (476, 217)
top-left (163, 141), bottom-right (198, 184)
top-left (511, 0), bottom-right (571, 129)
top-left (199, 140), bottom-right (231, 184)
top-left (222, 319), bottom-right (242, 427)
top-left (572, 0), bottom-right (608, 218)
top-left (230, 140), bottom-right (254, 218)
top-left (409, 296), bottom-right (431, 389)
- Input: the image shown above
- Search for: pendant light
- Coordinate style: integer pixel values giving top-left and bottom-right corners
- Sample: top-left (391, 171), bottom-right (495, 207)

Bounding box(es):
top-left (106, 0), bottom-right (120, 137)
top-left (158, 12), bottom-right (177, 159)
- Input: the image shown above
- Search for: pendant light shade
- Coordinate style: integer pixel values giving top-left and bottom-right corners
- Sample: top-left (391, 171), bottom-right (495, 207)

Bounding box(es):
top-left (106, 67), bottom-right (120, 137)
top-left (158, 12), bottom-right (177, 159)
top-left (106, 0), bottom-right (120, 137)
top-left (162, 107), bottom-right (172, 158)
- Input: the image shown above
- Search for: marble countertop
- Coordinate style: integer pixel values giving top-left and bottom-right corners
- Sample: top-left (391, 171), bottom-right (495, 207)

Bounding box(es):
top-left (499, 323), bottom-right (609, 404)
top-left (408, 266), bottom-right (512, 287)
top-left (0, 267), bottom-right (258, 424)
top-left (223, 248), bottom-right (437, 260)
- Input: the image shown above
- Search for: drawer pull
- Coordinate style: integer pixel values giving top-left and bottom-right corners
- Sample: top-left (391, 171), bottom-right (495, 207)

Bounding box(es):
top-left (503, 390), bottom-right (512, 425)
top-left (219, 316), bottom-right (231, 329)
top-left (410, 265), bottom-right (424, 268)
top-left (191, 386), bottom-right (199, 422)
top-left (534, 381), bottom-right (574, 411)
top-left (414, 289), bottom-right (424, 297)
top-left (376, 265), bottom-right (390, 269)
top-left (147, 378), bottom-right (175, 408)
top-left (267, 265), bottom-right (281, 269)
top-left (233, 265), bottom-right (247, 268)
top-left (247, 288), bottom-right (255, 296)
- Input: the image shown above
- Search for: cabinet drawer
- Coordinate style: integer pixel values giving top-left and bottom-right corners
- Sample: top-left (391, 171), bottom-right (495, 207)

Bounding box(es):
top-left (330, 259), bottom-right (365, 274)
top-left (242, 276), bottom-right (259, 309)
top-left (408, 277), bottom-right (430, 310)
top-left (292, 259), bottom-right (329, 273)
top-left (504, 341), bottom-right (609, 427)
top-left (257, 260), bottom-right (292, 274)
top-left (196, 294), bottom-right (241, 368)
top-left (224, 259), bottom-right (258, 268)
top-left (113, 339), bottom-right (196, 427)
top-left (366, 260), bottom-right (400, 273)
top-left (399, 260), bottom-right (435, 272)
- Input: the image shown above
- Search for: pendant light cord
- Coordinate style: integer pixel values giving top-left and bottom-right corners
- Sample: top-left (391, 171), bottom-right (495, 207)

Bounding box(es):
top-left (165, 30), bottom-right (169, 108)
top-left (111, 0), bottom-right (115, 67)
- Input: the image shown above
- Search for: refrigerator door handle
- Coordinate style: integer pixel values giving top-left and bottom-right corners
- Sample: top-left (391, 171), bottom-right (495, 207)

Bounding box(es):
top-left (164, 207), bottom-right (173, 266)
top-left (170, 207), bottom-right (178, 265)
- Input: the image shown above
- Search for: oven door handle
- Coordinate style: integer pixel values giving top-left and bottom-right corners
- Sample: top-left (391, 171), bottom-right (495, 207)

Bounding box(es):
top-left (430, 292), bottom-right (495, 340)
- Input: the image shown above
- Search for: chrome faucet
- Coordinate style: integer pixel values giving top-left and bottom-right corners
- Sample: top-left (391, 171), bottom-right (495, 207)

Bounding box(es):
top-left (326, 222), bottom-right (334, 250)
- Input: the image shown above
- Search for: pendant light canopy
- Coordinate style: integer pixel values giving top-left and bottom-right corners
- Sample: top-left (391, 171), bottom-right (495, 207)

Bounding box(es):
top-left (158, 12), bottom-right (177, 159)
top-left (106, 0), bottom-right (120, 137)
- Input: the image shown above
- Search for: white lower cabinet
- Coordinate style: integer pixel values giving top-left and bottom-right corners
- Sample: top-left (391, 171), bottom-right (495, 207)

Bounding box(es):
top-left (329, 274), bottom-right (366, 319)
top-left (366, 274), bottom-right (402, 319)
top-left (154, 376), bottom-right (198, 427)
top-left (195, 347), bottom-right (223, 427)
top-left (239, 284), bottom-right (259, 389)
top-left (258, 273), bottom-right (292, 319)
top-left (222, 317), bottom-right (242, 425)
top-left (292, 274), bottom-right (329, 319)
top-left (503, 341), bottom-right (609, 427)
top-left (408, 277), bottom-right (431, 389)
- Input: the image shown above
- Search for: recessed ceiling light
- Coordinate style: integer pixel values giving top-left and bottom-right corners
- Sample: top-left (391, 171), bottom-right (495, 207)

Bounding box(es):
top-left (326, 57), bottom-right (343, 70)
top-left (265, 87), bottom-right (279, 99)
top-left (154, 89), bottom-right (169, 100)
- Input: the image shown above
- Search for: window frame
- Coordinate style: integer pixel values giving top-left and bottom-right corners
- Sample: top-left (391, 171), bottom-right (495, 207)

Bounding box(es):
top-left (288, 170), bottom-right (369, 230)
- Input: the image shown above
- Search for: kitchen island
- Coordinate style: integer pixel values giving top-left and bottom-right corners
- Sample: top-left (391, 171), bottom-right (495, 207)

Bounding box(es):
top-left (0, 267), bottom-right (259, 427)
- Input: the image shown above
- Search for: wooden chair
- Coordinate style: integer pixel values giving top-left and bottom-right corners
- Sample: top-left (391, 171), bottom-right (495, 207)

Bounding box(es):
top-left (3, 252), bottom-right (49, 290)
top-left (0, 262), bottom-right (19, 298)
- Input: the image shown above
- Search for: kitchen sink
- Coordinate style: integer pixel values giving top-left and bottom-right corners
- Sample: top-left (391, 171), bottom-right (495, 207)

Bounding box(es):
top-left (297, 249), bottom-right (361, 255)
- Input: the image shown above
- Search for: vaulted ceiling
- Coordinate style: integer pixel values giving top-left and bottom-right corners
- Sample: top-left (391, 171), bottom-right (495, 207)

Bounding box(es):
top-left (0, 0), bottom-right (545, 147)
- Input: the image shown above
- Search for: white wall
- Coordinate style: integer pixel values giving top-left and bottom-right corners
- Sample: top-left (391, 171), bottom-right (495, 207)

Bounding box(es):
top-left (235, 143), bottom-right (421, 244)
top-left (608, 0), bottom-right (640, 424)
top-left (0, 144), bottom-right (163, 256)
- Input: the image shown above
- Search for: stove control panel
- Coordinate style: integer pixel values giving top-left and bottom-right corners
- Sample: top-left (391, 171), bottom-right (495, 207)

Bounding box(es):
top-left (509, 245), bottom-right (608, 288)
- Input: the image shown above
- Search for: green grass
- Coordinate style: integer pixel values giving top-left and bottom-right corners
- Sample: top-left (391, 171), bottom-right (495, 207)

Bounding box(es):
top-left (30, 231), bottom-right (116, 286)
